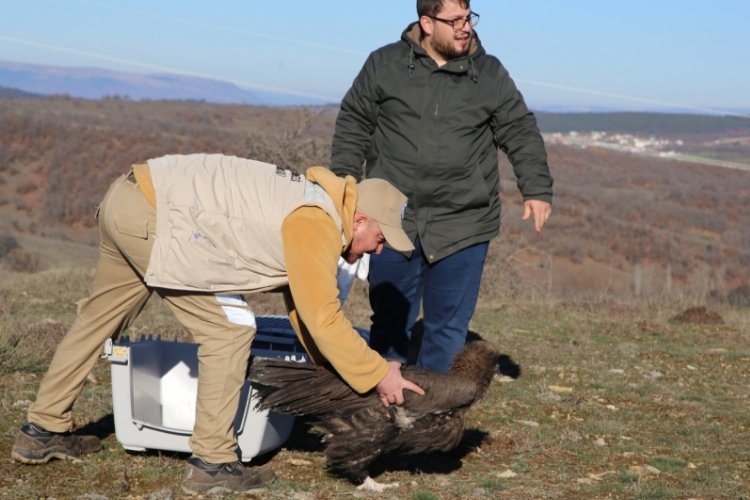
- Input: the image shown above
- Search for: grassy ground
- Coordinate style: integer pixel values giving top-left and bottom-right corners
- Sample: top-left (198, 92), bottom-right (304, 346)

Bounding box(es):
top-left (1, 268), bottom-right (748, 499)
top-left (690, 151), bottom-right (750, 166)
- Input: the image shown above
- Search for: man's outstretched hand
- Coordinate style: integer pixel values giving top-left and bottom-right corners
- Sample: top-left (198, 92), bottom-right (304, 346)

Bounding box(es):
top-left (522, 199), bottom-right (552, 232)
top-left (376, 360), bottom-right (425, 406)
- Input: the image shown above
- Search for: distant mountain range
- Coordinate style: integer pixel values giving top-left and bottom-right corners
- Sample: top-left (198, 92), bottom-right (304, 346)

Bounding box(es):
top-left (2, 59), bottom-right (748, 120)
top-left (0, 85), bottom-right (42, 100)
top-left (0, 60), bottom-right (331, 106)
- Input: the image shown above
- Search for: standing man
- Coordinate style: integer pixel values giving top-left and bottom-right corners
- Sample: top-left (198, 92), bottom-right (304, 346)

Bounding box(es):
top-left (330, 0), bottom-right (553, 372)
top-left (11, 154), bottom-right (423, 495)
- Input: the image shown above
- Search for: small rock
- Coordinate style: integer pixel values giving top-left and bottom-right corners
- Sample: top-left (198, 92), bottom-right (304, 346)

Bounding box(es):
top-left (587, 472), bottom-right (611, 481)
top-left (644, 465), bottom-right (661, 474)
top-left (146, 490), bottom-right (173, 500)
top-left (548, 385), bottom-right (574, 394)
top-left (562, 430), bottom-right (582, 442)
top-left (496, 469), bottom-right (517, 478)
top-left (515, 419), bottom-right (540, 427)
top-left (288, 458), bottom-right (313, 466)
top-left (291, 492), bottom-right (315, 500)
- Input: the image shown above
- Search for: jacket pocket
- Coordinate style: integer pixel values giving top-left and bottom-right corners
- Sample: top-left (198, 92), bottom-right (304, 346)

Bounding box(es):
top-left (438, 164), bottom-right (491, 212)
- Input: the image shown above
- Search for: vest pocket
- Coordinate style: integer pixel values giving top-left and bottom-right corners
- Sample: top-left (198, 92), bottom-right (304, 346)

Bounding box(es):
top-left (114, 214), bottom-right (149, 239)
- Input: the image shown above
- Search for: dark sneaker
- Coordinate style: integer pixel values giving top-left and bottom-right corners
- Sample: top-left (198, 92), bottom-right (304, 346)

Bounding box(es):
top-left (11, 423), bottom-right (102, 464)
top-left (182, 455), bottom-right (276, 495)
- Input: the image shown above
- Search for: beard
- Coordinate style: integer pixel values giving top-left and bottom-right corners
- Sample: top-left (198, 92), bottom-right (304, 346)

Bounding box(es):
top-left (431, 31), bottom-right (472, 61)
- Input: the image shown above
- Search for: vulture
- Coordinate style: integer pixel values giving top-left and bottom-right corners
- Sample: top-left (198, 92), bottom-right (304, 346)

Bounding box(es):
top-left (249, 337), bottom-right (519, 491)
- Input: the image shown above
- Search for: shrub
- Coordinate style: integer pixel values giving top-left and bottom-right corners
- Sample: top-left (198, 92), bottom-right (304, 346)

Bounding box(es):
top-left (4, 246), bottom-right (41, 273)
top-left (244, 107), bottom-right (332, 172)
top-left (0, 230), bottom-right (19, 258)
top-left (728, 284), bottom-right (750, 307)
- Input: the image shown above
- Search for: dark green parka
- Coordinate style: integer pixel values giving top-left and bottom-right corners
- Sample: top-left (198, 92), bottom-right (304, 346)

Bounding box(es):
top-left (331, 23), bottom-right (553, 262)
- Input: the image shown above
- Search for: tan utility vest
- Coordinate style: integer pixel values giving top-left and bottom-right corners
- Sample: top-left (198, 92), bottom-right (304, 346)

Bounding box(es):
top-left (143, 154), bottom-right (342, 292)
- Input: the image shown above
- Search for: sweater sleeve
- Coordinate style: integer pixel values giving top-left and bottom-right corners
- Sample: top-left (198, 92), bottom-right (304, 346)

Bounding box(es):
top-left (281, 206), bottom-right (389, 393)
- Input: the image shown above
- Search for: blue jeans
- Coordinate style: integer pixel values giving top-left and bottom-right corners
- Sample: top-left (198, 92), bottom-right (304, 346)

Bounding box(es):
top-left (368, 237), bottom-right (489, 373)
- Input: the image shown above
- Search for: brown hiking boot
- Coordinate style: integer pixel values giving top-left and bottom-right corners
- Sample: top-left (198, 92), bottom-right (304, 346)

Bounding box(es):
top-left (181, 455), bottom-right (276, 495)
top-left (11, 423), bottom-right (102, 464)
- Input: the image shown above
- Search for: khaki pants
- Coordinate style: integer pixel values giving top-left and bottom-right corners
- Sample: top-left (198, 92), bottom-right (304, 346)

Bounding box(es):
top-left (28, 173), bottom-right (256, 463)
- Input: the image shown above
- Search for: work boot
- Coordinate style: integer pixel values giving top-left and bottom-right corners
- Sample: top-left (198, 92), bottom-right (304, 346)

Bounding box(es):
top-left (182, 455), bottom-right (276, 495)
top-left (11, 422), bottom-right (102, 464)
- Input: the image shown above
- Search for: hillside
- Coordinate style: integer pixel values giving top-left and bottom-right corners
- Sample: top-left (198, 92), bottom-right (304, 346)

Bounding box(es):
top-left (0, 60), bottom-right (330, 106)
top-left (0, 86), bottom-right (43, 100)
top-left (1, 95), bottom-right (749, 303)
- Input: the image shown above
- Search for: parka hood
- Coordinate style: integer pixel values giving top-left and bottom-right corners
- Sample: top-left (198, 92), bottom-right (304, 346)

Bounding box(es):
top-left (401, 21), bottom-right (484, 80)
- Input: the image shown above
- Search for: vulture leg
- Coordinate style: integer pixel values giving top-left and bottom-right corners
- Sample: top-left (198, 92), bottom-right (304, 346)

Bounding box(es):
top-left (356, 476), bottom-right (400, 492)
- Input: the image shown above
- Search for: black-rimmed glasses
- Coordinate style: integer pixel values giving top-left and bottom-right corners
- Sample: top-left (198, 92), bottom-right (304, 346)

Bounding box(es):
top-left (428, 11), bottom-right (479, 31)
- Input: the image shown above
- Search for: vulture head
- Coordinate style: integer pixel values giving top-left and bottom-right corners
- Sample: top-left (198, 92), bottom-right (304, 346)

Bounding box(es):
top-left (249, 336), bottom-right (519, 492)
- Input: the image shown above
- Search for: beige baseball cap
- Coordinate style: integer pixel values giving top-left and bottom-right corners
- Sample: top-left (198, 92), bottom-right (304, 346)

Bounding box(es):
top-left (356, 178), bottom-right (415, 252)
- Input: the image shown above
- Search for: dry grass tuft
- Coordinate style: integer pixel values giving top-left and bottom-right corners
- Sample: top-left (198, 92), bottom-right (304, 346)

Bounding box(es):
top-left (669, 305), bottom-right (725, 325)
top-left (0, 319), bottom-right (67, 373)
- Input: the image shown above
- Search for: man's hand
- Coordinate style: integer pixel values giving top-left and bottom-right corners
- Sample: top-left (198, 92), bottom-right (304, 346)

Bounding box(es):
top-left (522, 199), bottom-right (552, 232)
top-left (376, 360), bottom-right (425, 406)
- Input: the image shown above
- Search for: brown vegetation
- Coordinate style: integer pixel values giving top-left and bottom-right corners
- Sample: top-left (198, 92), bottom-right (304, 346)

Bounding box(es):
top-left (669, 306), bottom-right (725, 325)
top-left (1, 96), bottom-right (750, 303)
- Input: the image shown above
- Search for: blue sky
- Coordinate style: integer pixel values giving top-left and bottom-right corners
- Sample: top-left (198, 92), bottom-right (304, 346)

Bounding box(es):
top-left (1, 0), bottom-right (748, 115)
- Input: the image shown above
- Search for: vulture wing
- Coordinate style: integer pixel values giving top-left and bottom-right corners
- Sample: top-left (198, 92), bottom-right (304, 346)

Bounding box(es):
top-left (249, 358), bottom-right (480, 417)
top-left (249, 358), bottom-right (381, 415)
top-left (400, 366), bottom-right (478, 412)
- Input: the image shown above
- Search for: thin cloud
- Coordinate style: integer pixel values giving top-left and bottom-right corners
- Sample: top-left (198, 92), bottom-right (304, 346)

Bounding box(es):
top-left (0, 34), bottom-right (339, 101)
top-left (77, 0), bottom-right (368, 56)
top-left (518, 79), bottom-right (749, 118)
